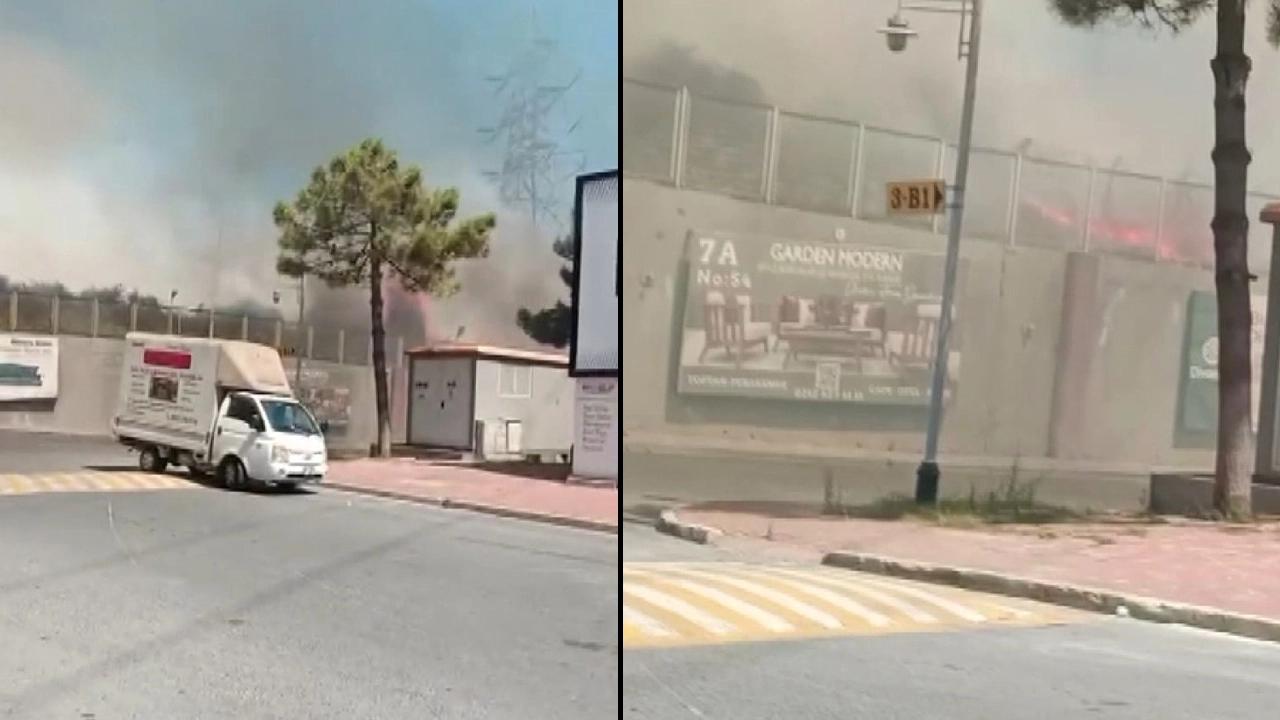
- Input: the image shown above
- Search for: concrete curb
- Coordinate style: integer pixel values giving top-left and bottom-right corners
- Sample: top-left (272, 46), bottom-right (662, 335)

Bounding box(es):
top-left (823, 551), bottom-right (1280, 644)
top-left (655, 508), bottom-right (722, 544)
top-left (323, 483), bottom-right (618, 535)
top-left (324, 483), bottom-right (447, 507)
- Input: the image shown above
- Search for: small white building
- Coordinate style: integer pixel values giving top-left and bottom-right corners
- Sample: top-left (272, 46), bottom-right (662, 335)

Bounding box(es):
top-left (405, 343), bottom-right (572, 460)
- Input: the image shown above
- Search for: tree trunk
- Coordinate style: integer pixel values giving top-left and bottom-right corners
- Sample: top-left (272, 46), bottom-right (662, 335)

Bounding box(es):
top-left (1211, 0), bottom-right (1253, 518)
top-left (369, 254), bottom-right (393, 458)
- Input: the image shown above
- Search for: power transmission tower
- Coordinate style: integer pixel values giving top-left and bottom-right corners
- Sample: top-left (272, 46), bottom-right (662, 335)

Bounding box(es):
top-left (478, 7), bottom-right (585, 230)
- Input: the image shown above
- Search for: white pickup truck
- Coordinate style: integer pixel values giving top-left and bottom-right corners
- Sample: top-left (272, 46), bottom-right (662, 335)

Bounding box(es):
top-left (112, 332), bottom-right (328, 490)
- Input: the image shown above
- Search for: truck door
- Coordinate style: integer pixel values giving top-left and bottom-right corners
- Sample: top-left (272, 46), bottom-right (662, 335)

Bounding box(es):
top-left (212, 393), bottom-right (263, 467)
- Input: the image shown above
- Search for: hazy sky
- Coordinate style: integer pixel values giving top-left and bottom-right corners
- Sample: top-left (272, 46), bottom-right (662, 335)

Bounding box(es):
top-left (0, 0), bottom-right (618, 309)
top-left (624, 0), bottom-right (1280, 188)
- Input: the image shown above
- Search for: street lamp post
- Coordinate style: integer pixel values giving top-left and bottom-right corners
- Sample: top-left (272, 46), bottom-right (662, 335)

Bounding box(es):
top-left (878, 0), bottom-right (983, 505)
top-left (273, 275), bottom-right (306, 390)
top-left (295, 274), bottom-right (305, 390)
top-left (168, 290), bottom-right (179, 335)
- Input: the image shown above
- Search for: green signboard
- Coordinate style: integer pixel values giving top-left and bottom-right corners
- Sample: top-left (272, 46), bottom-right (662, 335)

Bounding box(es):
top-left (1178, 291), bottom-right (1219, 435)
top-left (675, 233), bottom-right (964, 405)
top-left (1176, 290), bottom-right (1265, 439)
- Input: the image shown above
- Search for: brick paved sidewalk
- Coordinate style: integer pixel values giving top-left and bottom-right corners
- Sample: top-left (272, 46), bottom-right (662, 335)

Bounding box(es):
top-left (326, 458), bottom-right (617, 532)
top-left (679, 502), bottom-right (1280, 620)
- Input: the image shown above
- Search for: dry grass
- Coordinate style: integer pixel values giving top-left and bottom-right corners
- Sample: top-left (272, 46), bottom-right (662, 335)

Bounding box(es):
top-left (843, 479), bottom-right (1078, 526)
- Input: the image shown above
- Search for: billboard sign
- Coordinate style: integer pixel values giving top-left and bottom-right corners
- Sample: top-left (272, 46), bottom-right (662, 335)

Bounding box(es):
top-left (676, 233), bottom-right (964, 405)
top-left (1177, 290), bottom-right (1266, 438)
top-left (0, 334), bottom-right (58, 402)
top-left (290, 366), bottom-right (352, 436)
top-left (572, 377), bottom-right (618, 480)
top-left (569, 170), bottom-right (619, 376)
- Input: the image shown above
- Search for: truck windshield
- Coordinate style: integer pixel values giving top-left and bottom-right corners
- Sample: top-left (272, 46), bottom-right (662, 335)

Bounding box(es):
top-left (260, 399), bottom-right (321, 436)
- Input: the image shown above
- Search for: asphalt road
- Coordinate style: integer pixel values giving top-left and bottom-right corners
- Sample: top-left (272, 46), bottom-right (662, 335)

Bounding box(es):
top-left (0, 430), bottom-right (134, 473)
top-left (622, 524), bottom-right (1280, 720)
top-left (0, 432), bottom-right (617, 719)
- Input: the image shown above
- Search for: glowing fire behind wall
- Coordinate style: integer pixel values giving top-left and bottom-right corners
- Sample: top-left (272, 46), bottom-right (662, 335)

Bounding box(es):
top-left (1019, 196), bottom-right (1212, 266)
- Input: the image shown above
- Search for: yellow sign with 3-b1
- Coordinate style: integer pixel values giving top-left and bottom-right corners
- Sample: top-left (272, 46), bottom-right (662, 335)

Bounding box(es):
top-left (886, 179), bottom-right (946, 215)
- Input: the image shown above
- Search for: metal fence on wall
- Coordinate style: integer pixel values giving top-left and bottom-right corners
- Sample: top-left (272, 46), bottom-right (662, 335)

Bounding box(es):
top-left (0, 293), bottom-right (401, 368)
top-left (623, 77), bottom-right (1280, 273)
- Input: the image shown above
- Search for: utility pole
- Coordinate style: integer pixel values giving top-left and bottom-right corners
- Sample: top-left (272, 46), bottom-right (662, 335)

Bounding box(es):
top-left (477, 3), bottom-right (585, 230)
top-left (878, 0), bottom-right (984, 505)
top-left (273, 279), bottom-right (306, 393)
top-left (295, 274), bottom-right (305, 391)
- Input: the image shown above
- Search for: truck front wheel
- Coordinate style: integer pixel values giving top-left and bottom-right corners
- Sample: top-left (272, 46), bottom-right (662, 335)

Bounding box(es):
top-left (219, 458), bottom-right (249, 491)
top-left (139, 447), bottom-right (168, 474)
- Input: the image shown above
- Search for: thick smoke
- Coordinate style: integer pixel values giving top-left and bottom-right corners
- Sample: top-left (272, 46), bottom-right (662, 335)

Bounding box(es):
top-left (0, 0), bottom-right (605, 351)
top-left (625, 41), bottom-right (768, 103)
top-left (623, 0), bottom-right (1280, 188)
top-left (303, 194), bottom-right (564, 352)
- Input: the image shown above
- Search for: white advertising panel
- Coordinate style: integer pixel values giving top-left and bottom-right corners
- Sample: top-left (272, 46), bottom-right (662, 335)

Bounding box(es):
top-left (115, 336), bottom-right (221, 447)
top-left (572, 376), bottom-right (618, 480)
top-left (570, 170), bottom-right (619, 376)
top-left (0, 334), bottom-right (58, 401)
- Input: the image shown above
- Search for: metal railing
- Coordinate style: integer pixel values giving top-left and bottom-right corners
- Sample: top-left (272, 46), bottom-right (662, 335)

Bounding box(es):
top-left (0, 292), bottom-right (403, 368)
top-left (623, 77), bottom-right (1278, 272)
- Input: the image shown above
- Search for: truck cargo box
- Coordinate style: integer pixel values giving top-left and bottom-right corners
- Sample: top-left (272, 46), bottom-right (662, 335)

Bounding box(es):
top-left (113, 333), bottom-right (292, 454)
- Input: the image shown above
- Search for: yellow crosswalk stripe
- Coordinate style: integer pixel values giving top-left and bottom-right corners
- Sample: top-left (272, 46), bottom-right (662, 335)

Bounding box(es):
top-left (26, 474), bottom-right (54, 492)
top-left (624, 583), bottom-right (738, 637)
top-left (623, 561), bottom-right (1079, 648)
top-left (0, 470), bottom-right (198, 496)
top-left (84, 473), bottom-right (121, 492)
top-left (663, 567), bottom-right (850, 629)
top-left (74, 475), bottom-right (98, 490)
top-left (64, 473), bottom-right (94, 492)
top-left (848, 571), bottom-right (988, 623)
top-left (33, 474), bottom-right (67, 493)
top-left (136, 475), bottom-right (159, 488)
top-left (623, 605), bottom-right (678, 640)
top-left (630, 569), bottom-right (795, 633)
top-left (730, 568), bottom-right (895, 627)
top-left (112, 474), bottom-right (147, 490)
top-left (768, 566), bottom-right (940, 624)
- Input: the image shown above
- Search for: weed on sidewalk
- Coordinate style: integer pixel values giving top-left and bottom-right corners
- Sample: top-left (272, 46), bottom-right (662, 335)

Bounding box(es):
top-left (838, 478), bottom-right (1080, 527)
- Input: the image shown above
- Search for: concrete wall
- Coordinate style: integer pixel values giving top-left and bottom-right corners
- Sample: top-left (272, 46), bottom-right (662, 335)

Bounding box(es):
top-left (472, 359), bottom-right (573, 453)
top-left (285, 357), bottom-right (408, 453)
top-left (622, 446), bottom-right (1154, 514)
top-left (0, 336), bottom-right (125, 436)
top-left (1046, 252), bottom-right (1218, 466)
top-left (623, 178), bottom-right (1225, 477)
top-left (0, 335), bottom-right (406, 454)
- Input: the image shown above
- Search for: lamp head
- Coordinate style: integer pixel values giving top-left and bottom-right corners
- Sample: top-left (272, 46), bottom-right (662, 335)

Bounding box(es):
top-left (877, 14), bottom-right (917, 53)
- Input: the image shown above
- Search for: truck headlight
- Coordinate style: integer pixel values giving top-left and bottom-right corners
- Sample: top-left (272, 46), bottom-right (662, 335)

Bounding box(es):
top-left (271, 445), bottom-right (290, 464)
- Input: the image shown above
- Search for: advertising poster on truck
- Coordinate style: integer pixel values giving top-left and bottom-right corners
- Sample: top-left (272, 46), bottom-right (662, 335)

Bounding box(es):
top-left (676, 232), bottom-right (964, 405)
top-left (0, 334), bottom-right (59, 402)
top-left (117, 337), bottom-right (221, 447)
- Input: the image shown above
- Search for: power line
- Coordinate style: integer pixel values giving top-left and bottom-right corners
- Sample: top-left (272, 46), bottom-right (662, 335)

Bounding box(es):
top-left (477, 6), bottom-right (586, 230)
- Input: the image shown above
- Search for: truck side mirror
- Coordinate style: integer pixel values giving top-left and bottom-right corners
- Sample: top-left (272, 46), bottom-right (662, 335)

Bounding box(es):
top-left (320, 420), bottom-right (330, 434)
top-left (249, 415), bottom-right (265, 432)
